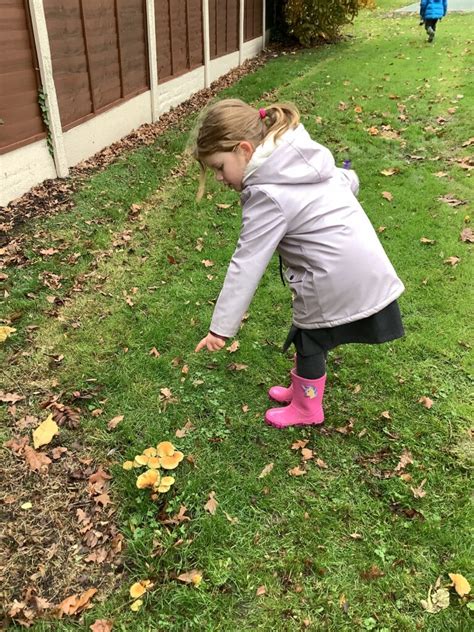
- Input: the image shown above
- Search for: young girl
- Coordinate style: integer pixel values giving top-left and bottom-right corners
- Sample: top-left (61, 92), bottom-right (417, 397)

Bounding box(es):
top-left (192, 99), bottom-right (404, 429)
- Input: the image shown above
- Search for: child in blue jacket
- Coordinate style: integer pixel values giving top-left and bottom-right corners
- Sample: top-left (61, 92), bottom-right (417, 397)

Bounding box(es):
top-left (420, 0), bottom-right (448, 42)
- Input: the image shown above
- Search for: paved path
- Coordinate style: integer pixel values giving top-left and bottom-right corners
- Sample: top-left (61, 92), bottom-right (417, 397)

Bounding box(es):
top-left (396, 0), bottom-right (474, 12)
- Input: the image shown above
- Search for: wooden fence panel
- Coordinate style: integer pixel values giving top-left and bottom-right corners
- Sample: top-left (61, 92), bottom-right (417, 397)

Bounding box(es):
top-left (244, 0), bottom-right (262, 41)
top-left (0, 0), bottom-right (45, 153)
top-left (155, 0), bottom-right (203, 81)
top-left (44, 0), bottom-right (148, 130)
top-left (209, 0), bottom-right (238, 60)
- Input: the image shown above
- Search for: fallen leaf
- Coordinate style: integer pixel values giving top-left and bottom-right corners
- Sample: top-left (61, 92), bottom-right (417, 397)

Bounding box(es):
top-left (242, 404), bottom-right (249, 413)
top-left (382, 191), bottom-right (393, 201)
top-left (175, 421), bottom-right (195, 438)
top-left (380, 167), bottom-right (399, 176)
top-left (130, 599), bottom-right (143, 612)
top-left (421, 577), bottom-right (450, 613)
top-left (178, 570), bottom-right (202, 586)
top-left (90, 619), bottom-right (113, 632)
top-left (301, 448), bottom-right (313, 461)
top-left (130, 580), bottom-right (153, 599)
top-left (411, 478), bottom-right (427, 499)
top-left (201, 259), bottom-right (214, 267)
top-left (258, 463), bottom-right (274, 478)
top-left (462, 137), bottom-right (474, 147)
top-left (339, 593), bottom-right (350, 613)
top-left (107, 415), bottom-right (124, 430)
top-left (349, 533), bottom-right (363, 540)
top-left (360, 565), bottom-right (385, 581)
top-left (204, 491), bottom-right (218, 514)
top-left (161, 505), bottom-right (191, 525)
top-left (448, 573), bottom-right (471, 597)
top-left (256, 585), bottom-right (266, 596)
top-left (291, 439), bottom-right (309, 450)
top-left (380, 410), bottom-right (391, 420)
top-left (0, 391), bottom-right (24, 403)
top-left (394, 448), bottom-right (413, 473)
top-left (32, 414), bottom-right (59, 449)
top-left (420, 237), bottom-right (435, 244)
top-left (289, 466), bottom-right (306, 476)
top-left (224, 511), bottom-right (239, 525)
top-left (444, 256), bottom-right (460, 267)
top-left (57, 588), bottom-right (97, 617)
top-left (315, 458), bottom-right (328, 469)
top-left (227, 362), bottom-right (248, 371)
top-left (460, 227), bottom-right (474, 243)
top-left (335, 418), bottom-right (354, 434)
top-left (227, 340), bottom-right (240, 353)
top-left (418, 396), bottom-right (433, 409)
top-left (149, 347), bottom-right (160, 357)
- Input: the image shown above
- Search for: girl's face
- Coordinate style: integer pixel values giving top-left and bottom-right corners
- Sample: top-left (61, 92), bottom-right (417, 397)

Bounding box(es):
top-left (203, 142), bottom-right (254, 192)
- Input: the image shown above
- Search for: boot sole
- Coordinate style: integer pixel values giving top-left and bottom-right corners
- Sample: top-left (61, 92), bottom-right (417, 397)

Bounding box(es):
top-left (265, 417), bottom-right (324, 429)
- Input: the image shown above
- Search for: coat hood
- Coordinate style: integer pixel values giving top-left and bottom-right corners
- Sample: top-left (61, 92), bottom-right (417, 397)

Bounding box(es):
top-left (243, 124), bottom-right (336, 187)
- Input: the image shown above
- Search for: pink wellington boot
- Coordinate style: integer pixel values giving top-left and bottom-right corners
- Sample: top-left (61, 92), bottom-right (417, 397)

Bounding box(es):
top-left (268, 355), bottom-right (295, 403)
top-left (265, 369), bottom-right (326, 429)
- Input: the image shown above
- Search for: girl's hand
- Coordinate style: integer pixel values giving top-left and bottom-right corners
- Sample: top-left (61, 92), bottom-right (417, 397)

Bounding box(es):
top-left (195, 332), bottom-right (227, 353)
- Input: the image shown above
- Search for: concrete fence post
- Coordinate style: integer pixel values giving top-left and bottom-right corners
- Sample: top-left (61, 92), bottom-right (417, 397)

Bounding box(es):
top-left (202, 0), bottom-right (211, 88)
top-left (145, 0), bottom-right (160, 121)
top-left (28, 0), bottom-right (69, 177)
top-left (239, 0), bottom-right (245, 65)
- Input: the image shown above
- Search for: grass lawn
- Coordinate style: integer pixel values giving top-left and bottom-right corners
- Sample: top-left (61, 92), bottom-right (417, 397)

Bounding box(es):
top-left (1, 1), bottom-right (472, 630)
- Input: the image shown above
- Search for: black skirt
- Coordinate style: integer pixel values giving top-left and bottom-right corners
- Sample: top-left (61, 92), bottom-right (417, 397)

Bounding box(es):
top-left (283, 300), bottom-right (404, 356)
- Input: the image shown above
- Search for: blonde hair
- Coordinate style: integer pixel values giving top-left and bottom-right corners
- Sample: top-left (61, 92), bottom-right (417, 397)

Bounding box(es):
top-left (190, 98), bottom-right (300, 199)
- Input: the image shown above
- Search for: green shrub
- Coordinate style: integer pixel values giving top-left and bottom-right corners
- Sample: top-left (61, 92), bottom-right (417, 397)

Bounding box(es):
top-left (284, 0), bottom-right (375, 45)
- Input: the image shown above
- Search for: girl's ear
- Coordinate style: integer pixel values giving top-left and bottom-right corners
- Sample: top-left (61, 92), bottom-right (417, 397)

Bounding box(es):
top-left (238, 141), bottom-right (254, 161)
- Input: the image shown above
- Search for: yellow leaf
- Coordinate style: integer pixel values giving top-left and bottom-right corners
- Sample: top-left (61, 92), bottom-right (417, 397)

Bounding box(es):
top-left (32, 414), bottom-right (59, 449)
top-left (448, 573), bottom-right (471, 597)
top-left (0, 326), bottom-right (16, 343)
top-left (130, 599), bottom-right (143, 612)
top-left (178, 570), bottom-right (202, 586)
top-left (21, 501), bottom-right (33, 510)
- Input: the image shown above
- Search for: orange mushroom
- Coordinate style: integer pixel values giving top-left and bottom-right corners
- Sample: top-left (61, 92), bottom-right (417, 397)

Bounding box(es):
top-left (147, 456), bottom-right (161, 469)
top-left (134, 454), bottom-right (149, 467)
top-left (136, 469), bottom-right (159, 489)
top-left (143, 447), bottom-right (158, 458)
top-left (156, 441), bottom-right (176, 457)
top-left (122, 460), bottom-right (134, 470)
top-left (159, 451), bottom-right (184, 470)
top-left (156, 475), bottom-right (175, 493)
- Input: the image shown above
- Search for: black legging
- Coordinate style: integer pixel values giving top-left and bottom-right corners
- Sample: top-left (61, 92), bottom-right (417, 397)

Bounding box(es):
top-left (296, 351), bottom-right (327, 379)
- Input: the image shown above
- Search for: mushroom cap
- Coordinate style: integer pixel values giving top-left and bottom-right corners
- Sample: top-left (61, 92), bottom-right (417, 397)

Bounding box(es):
top-left (143, 447), bottom-right (158, 458)
top-left (157, 484), bottom-right (171, 493)
top-left (136, 469), bottom-right (159, 489)
top-left (147, 456), bottom-right (161, 469)
top-left (161, 476), bottom-right (175, 486)
top-left (130, 582), bottom-right (146, 599)
top-left (122, 460), bottom-right (134, 470)
top-left (159, 451), bottom-right (184, 470)
top-left (134, 454), bottom-right (149, 467)
top-left (130, 599), bottom-right (143, 612)
top-left (156, 441), bottom-right (175, 457)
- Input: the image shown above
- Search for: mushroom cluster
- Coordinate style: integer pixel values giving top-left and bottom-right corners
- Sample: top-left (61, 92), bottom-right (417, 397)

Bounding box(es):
top-left (123, 441), bottom-right (184, 500)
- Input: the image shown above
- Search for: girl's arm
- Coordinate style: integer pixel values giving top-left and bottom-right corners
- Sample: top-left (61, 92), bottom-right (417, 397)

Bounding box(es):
top-left (196, 189), bottom-right (287, 350)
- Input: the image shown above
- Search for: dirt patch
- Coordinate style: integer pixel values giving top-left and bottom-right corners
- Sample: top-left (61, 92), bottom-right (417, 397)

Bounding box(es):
top-left (1, 440), bottom-right (123, 627)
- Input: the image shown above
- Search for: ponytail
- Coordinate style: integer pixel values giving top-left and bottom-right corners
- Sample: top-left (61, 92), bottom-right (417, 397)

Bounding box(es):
top-left (190, 98), bottom-right (300, 199)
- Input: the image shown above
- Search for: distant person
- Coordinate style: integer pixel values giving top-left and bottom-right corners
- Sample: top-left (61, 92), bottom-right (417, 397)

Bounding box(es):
top-left (420, 0), bottom-right (448, 42)
top-left (191, 99), bottom-right (405, 429)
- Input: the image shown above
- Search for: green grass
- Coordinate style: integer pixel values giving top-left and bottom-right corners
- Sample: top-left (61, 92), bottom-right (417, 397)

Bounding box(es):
top-left (2, 2), bottom-right (473, 630)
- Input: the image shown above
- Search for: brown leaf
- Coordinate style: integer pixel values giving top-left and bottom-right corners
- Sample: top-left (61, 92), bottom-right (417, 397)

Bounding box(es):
top-left (438, 194), bottom-right (466, 207)
top-left (411, 478), bottom-right (427, 499)
top-left (394, 448), bottom-right (413, 473)
top-left (444, 256), bottom-right (460, 266)
top-left (291, 439), bottom-right (309, 450)
top-left (177, 570), bottom-right (202, 585)
top-left (227, 340), bottom-right (240, 353)
top-left (90, 619), bottom-right (113, 632)
top-left (418, 396), bottom-right (433, 409)
top-left (420, 237), bottom-right (435, 245)
top-left (161, 505), bottom-right (191, 525)
top-left (204, 491), bottom-right (218, 515)
top-left (175, 421), bottom-right (195, 438)
top-left (335, 418), bottom-right (354, 434)
top-left (227, 362), bottom-right (248, 371)
top-left (380, 167), bottom-right (399, 176)
top-left (256, 585), bottom-right (266, 596)
top-left (289, 466), bottom-right (306, 477)
top-left (360, 565), bottom-right (385, 581)
top-left (224, 511), bottom-right (239, 525)
top-left (0, 391), bottom-right (25, 404)
top-left (242, 404), bottom-right (249, 413)
top-left (258, 463), bottom-right (274, 478)
top-left (201, 259), bottom-right (214, 267)
top-left (380, 410), bottom-right (391, 420)
top-left (315, 458), bottom-right (328, 469)
top-left (301, 448), bottom-right (313, 461)
top-left (149, 347), bottom-right (161, 357)
top-left (462, 137), bottom-right (474, 147)
top-left (57, 588), bottom-right (97, 617)
top-left (107, 415), bottom-right (124, 430)
top-left (382, 191), bottom-right (393, 201)
top-left (460, 227), bottom-right (474, 243)
top-left (24, 445), bottom-right (52, 473)
top-left (51, 446), bottom-right (68, 460)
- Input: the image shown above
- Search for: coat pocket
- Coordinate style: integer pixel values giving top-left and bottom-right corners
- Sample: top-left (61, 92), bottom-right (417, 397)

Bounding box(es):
top-left (285, 267), bottom-right (307, 314)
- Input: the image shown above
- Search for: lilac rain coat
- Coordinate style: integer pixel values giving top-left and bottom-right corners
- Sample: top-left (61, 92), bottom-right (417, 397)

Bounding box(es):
top-left (210, 125), bottom-right (404, 338)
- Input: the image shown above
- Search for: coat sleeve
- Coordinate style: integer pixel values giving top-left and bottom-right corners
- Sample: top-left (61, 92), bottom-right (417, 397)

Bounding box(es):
top-left (420, 0), bottom-right (427, 17)
top-left (209, 189), bottom-right (288, 338)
